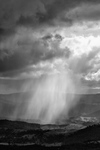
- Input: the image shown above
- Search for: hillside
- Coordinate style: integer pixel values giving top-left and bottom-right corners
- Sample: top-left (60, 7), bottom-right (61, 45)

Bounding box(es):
top-left (0, 120), bottom-right (100, 149)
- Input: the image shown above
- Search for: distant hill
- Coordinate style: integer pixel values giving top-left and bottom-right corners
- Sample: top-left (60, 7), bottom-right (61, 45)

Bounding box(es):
top-left (0, 93), bottom-right (100, 122)
top-left (68, 93), bottom-right (100, 119)
top-left (86, 110), bottom-right (100, 118)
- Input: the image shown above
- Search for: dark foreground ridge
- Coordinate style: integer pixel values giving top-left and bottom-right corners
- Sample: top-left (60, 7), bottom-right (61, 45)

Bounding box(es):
top-left (1, 143), bottom-right (100, 150)
top-left (0, 120), bottom-right (100, 149)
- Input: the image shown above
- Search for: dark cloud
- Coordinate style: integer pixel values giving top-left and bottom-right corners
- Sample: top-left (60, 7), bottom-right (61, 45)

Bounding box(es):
top-left (0, 0), bottom-right (46, 27)
top-left (0, 0), bottom-right (47, 39)
top-left (0, 0), bottom-right (99, 36)
top-left (0, 32), bottom-right (70, 72)
top-left (65, 3), bottom-right (100, 22)
top-left (0, 51), bottom-right (30, 72)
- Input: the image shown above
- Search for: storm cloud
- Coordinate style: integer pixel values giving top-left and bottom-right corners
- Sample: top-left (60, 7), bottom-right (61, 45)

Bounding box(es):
top-left (0, 0), bottom-right (100, 123)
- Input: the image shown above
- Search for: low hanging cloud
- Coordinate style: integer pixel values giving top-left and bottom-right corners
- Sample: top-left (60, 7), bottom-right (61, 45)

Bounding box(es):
top-left (0, 28), bottom-right (71, 73)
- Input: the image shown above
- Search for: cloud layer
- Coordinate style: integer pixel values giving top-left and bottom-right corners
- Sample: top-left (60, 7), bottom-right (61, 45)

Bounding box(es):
top-left (0, 0), bottom-right (100, 93)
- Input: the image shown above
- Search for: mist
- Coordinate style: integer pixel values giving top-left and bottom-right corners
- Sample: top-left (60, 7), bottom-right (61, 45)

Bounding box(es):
top-left (1, 62), bottom-right (82, 124)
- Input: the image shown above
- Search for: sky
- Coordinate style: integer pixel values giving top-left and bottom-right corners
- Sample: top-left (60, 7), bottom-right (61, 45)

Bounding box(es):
top-left (0, 0), bottom-right (100, 94)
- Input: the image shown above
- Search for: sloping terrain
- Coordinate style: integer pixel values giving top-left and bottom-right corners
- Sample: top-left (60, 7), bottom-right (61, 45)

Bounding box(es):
top-left (68, 94), bottom-right (100, 119)
top-left (0, 119), bottom-right (85, 145)
top-left (0, 120), bottom-right (100, 150)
